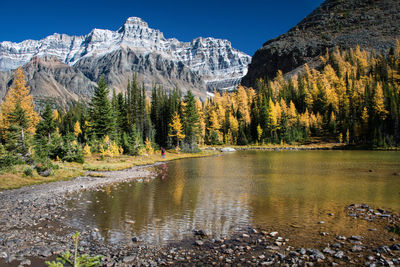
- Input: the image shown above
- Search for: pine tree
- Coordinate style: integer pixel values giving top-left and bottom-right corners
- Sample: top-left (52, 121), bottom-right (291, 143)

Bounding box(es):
top-left (90, 76), bottom-right (115, 139)
top-left (34, 104), bottom-right (59, 159)
top-left (182, 90), bottom-right (200, 147)
top-left (115, 92), bottom-right (128, 133)
top-left (36, 104), bottom-right (56, 140)
top-left (6, 102), bottom-right (29, 155)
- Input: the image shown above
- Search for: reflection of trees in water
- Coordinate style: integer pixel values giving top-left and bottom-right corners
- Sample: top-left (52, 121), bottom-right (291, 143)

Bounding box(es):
top-left (75, 151), bottom-right (399, 245)
top-left (187, 155), bottom-right (253, 238)
top-left (84, 159), bottom-right (202, 243)
top-left (247, 151), bottom-right (400, 237)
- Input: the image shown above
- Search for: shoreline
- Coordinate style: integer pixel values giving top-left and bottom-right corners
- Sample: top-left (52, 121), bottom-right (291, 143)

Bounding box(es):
top-left (0, 150), bottom-right (220, 191)
top-left (1, 144), bottom-right (399, 191)
top-left (0, 149), bottom-right (399, 266)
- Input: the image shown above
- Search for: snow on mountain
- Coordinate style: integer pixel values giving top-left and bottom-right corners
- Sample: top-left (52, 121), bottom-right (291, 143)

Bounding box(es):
top-left (0, 17), bottom-right (251, 91)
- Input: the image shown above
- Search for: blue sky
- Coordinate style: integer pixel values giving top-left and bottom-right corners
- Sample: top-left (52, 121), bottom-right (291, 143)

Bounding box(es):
top-left (0, 0), bottom-right (324, 55)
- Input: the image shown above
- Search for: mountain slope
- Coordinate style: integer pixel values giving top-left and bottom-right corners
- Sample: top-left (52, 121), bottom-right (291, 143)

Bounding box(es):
top-left (0, 17), bottom-right (251, 107)
top-left (242, 0), bottom-right (400, 87)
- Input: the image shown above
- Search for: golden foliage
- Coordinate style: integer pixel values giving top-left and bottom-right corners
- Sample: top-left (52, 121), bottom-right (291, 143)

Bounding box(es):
top-left (0, 67), bottom-right (39, 134)
top-left (74, 121), bottom-right (82, 137)
top-left (145, 137), bottom-right (154, 154)
top-left (83, 143), bottom-right (92, 156)
top-left (169, 112), bottom-right (185, 141)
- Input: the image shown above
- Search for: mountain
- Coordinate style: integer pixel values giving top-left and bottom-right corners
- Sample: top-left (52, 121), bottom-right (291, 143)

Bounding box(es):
top-left (0, 17), bottom-right (251, 107)
top-left (242, 0), bottom-right (400, 87)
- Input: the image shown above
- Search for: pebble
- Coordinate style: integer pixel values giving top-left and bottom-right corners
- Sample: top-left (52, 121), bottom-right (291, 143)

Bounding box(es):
top-left (123, 256), bottom-right (135, 263)
top-left (269, 231), bottom-right (278, 237)
top-left (351, 245), bottom-right (364, 252)
top-left (308, 249), bottom-right (325, 260)
top-left (194, 240), bottom-right (204, 246)
top-left (20, 259), bottom-right (31, 266)
top-left (323, 247), bottom-right (335, 255)
top-left (367, 255), bottom-right (375, 261)
top-left (261, 261), bottom-right (274, 266)
top-left (349, 236), bottom-right (363, 241)
top-left (334, 251), bottom-right (344, 259)
top-left (390, 244), bottom-right (400, 250)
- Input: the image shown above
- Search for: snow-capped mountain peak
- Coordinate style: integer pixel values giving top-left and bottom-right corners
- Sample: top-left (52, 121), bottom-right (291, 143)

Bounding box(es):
top-left (0, 17), bottom-right (251, 91)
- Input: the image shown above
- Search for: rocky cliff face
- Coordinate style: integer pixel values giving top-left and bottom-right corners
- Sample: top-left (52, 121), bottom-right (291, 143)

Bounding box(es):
top-left (0, 17), bottom-right (251, 107)
top-left (242, 0), bottom-right (400, 87)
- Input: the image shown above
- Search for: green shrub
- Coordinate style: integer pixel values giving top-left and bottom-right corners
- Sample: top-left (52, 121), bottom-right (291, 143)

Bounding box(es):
top-left (23, 167), bottom-right (33, 177)
top-left (389, 225), bottom-right (400, 235)
top-left (0, 153), bottom-right (21, 169)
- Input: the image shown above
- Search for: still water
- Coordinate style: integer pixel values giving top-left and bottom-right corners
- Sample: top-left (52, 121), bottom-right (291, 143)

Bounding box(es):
top-left (66, 151), bottom-right (400, 246)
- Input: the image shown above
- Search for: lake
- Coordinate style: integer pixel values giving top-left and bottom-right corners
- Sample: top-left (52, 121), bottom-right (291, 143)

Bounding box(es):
top-left (65, 150), bottom-right (400, 247)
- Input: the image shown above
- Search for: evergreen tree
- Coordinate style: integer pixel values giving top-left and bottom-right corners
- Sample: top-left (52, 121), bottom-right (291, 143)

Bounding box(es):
top-left (35, 104), bottom-right (58, 159)
top-left (115, 92), bottom-right (128, 133)
top-left (90, 76), bottom-right (115, 139)
top-left (6, 102), bottom-right (29, 155)
top-left (35, 104), bottom-right (56, 140)
top-left (182, 90), bottom-right (200, 147)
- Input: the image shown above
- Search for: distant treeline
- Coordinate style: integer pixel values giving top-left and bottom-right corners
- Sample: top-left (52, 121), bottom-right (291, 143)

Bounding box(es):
top-left (0, 42), bottom-right (399, 170)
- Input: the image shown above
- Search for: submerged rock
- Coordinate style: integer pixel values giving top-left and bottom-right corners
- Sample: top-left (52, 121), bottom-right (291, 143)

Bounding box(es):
top-left (220, 147), bottom-right (236, 153)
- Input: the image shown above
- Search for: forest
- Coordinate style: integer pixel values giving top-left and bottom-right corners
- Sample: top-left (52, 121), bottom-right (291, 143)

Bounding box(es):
top-left (0, 42), bottom-right (399, 173)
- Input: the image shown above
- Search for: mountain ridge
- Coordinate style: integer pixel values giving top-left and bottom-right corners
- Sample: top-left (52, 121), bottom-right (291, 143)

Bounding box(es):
top-left (242, 0), bottom-right (400, 87)
top-left (0, 17), bottom-right (251, 108)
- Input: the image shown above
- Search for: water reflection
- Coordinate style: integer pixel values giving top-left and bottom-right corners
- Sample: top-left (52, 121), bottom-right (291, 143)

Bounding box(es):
top-left (66, 151), bottom-right (400, 245)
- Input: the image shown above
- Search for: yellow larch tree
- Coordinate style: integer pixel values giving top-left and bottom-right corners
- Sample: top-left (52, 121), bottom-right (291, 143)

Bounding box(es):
top-left (169, 112), bottom-right (185, 147)
top-left (236, 85), bottom-right (250, 125)
top-left (83, 143), bottom-right (92, 156)
top-left (0, 67), bottom-right (39, 134)
top-left (195, 98), bottom-right (206, 145)
top-left (288, 101), bottom-right (298, 127)
top-left (74, 121), bottom-right (82, 137)
top-left (372, 82), bottom-right (388, 120)
top-left (53, 109), bottom-right (60, 124)
top-left (279, 98), bottom-right (287, 116)
top-left (275, 100), bottom-right (282, 124)
top-left (208, 109), bottom-right (222, 142)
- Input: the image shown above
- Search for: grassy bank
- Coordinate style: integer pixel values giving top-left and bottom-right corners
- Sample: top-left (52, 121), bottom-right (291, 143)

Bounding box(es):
top-left (0, 150), bottom-right (219, 191)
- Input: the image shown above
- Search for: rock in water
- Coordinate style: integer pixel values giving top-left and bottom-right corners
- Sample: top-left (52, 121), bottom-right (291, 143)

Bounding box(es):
top-left (220, 147), bottom-right (236, 152)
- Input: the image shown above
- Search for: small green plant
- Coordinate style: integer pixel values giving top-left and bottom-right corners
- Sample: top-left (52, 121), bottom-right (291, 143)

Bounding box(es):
top-left (389, 224), bottom-right (400, 235)
top-left (46, 232), bottom-right (103, 267)
top-left (23, 167), bottom-right (33, 177)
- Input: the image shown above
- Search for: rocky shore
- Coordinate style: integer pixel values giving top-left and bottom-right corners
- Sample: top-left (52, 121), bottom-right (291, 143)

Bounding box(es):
top-left (0, 163), bottom-right (399, 266)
